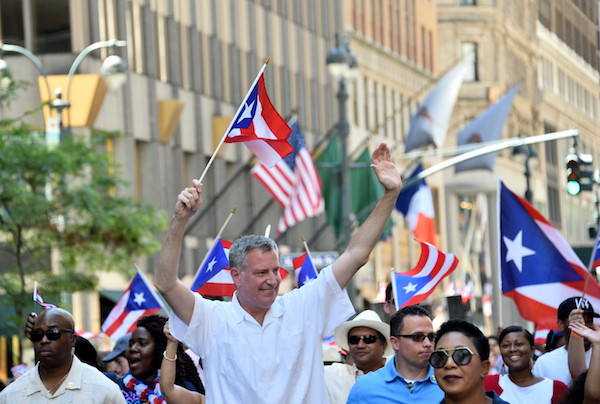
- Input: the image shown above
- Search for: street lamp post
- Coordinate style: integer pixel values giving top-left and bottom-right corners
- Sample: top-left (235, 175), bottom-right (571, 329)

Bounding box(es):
top-left (512, 141), bottom-right (538, 204)
top-left (0, 40), bottom-right (127, 132)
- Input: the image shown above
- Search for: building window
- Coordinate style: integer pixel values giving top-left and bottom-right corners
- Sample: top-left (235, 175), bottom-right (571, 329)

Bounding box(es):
top-left (538, 0), bottom-right (550, 29)
top-left (0, 0), bottom-right (24, 46)
top-left (461, 42), bottom-right (478, 81)
top-left (32, 0), bottom-right (71, 53)
top-left (460, 0), bottom-right (476, 5)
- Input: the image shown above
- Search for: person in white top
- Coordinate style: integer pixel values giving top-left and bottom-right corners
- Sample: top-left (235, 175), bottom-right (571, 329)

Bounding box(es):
top-left (533, 296), bottom-right (598, 385)
top-left (324, 310), bottom-right (393, 404)
top-left (484, 325), bottom-right (567, 403)
top-left (154, 143), bottom-right (402, 404)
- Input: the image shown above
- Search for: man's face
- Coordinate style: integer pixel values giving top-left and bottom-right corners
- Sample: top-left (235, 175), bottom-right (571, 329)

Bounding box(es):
top-left (106, 355), bottom-right (130, 376)
top-left (348, 326), bottom-right (387, 372)
top-left (390, 315), bottom-right (435, 370)
top-left (33, 311), bottom-right (76, 369)
top-left (231, 248), bottom-right (281, 316)
top-left (559, 311), bottom-right (595, 349)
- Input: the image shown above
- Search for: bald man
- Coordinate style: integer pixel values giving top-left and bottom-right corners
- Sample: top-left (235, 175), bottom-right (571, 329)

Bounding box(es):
top-left (0, 308), bottom-right (125, 403)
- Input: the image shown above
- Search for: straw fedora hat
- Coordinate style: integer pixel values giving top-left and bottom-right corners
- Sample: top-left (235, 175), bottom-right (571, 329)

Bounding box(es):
top-left (334, 310), bottom-right (393, 356)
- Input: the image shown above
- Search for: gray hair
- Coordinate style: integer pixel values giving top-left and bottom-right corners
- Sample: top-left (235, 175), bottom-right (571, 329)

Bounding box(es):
top-left (228, 235), bottom-right (279, 271)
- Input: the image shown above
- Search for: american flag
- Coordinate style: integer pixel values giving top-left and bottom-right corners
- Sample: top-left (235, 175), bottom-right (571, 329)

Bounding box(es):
top-left (251, 121), bottom-right (324, 233)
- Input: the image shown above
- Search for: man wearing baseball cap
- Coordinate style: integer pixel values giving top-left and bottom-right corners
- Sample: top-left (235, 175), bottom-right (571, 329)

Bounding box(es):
top-left (533, 296), bottom-right (599, 385)
top-left (102, 333), bottom-right (131, 377)
top-left (324, 310), bottom-right (393, 404)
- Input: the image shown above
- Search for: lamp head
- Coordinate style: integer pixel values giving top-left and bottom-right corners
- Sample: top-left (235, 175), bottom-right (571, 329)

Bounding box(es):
top-left (100, 54), bottom-right (127, 90)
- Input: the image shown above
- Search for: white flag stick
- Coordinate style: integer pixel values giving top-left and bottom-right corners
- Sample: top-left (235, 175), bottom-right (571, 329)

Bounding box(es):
top-left (198, 58), bottom-right (270, 183)
top-left (264, 225), bottom-right (271, 238)
top-left (216, 207), bottom-right (237, 240)
top-left (301, 236), bottom-right (311, 255)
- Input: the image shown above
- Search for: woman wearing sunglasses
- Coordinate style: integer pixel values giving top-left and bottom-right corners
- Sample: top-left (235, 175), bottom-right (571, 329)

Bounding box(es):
top-left (430, 319), bottom-right (508, 404)
top-left (484, 325), bottom-right (567, 403)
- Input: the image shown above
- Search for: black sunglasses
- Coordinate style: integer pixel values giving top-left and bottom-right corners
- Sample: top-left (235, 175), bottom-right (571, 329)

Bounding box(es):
top-left (348, 335), bottom-right (378, 345)
top-left (429, 346), bottom-right (479, 368)
top-left (30, 328), bottom-right (74, 342)
top-left (395, 332), bottom-right (436, 343)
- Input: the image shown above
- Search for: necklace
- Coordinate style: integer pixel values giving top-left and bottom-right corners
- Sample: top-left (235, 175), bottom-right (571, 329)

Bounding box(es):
top-left (41, 369), bottom-right (69, 395)
top-left (123, 370), bottom-right (165, 403)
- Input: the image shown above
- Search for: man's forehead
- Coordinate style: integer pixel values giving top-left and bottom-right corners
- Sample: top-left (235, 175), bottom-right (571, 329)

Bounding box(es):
top-left (401, 315), bottom-right (433, 331)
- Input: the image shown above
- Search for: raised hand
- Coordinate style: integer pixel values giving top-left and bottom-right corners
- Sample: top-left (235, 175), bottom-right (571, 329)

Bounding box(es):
top-left (174, 179), bottom-right (203, 221)
top-left (370, 143), bottom-right (402, 192)
top-left (570, 321), bottom-right (600, 344)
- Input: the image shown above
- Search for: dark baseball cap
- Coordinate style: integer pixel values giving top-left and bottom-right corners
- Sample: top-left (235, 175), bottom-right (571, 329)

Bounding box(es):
top-left (557, 297), bottom-right (600, 321)
top-left (102, 333), bottom-right (131, 362)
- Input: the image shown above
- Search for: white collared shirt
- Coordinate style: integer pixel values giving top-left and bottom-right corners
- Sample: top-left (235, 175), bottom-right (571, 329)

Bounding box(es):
top-left (170, 265), bottom-right (354, 404)
top-left (0, 356), bottom-right (125, 403)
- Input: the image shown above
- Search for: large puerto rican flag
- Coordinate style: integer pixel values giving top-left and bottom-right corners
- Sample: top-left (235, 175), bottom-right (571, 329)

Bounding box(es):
top-left (391, 241), bottom-right (458, 309)
top-left (101, 270), bottom-right (163, 341)
top-left (498, 180), bottom-right (600, 329)
top-left (224, 63), bottom-right (293, 167)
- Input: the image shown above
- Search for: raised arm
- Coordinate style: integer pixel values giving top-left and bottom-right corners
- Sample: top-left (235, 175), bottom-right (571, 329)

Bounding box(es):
top-left (160, 322), bottom-right (205, 404)
top-left (332, 143), bottom-right (402, 289)
top-left (567, 308), bottom-right (588, 379)
top-left (154, 180), bottom-right (203, 325)
top-left (569, 321), bottom-right (600, 404)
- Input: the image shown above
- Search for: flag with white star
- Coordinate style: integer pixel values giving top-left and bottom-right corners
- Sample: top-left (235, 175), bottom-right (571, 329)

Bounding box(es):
top-left (224, 63), bottom-right (292, 167)
top-left (102, 270), bottom-right (163, 342)
top-left (391, 241), bottom-right (458, 309)
top-left (498, 180), bottom-right (600, 329)
top-left (191, 238), bottom-right (234, 297)
top-left (292, 252), bottom-right (318, 288)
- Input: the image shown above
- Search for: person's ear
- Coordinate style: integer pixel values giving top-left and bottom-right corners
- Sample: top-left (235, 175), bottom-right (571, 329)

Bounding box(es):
top-left (557, 319), bottom-right (567, 333)
top-left (230, 267), bottom-right (242, 288)
top-left (481, 359), bottom-right (491, 379)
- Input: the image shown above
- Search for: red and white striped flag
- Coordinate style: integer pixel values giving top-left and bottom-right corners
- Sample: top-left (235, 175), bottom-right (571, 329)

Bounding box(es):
top-left (33, 282), bottom-right (58, 309)
top-left (391, 241), bottom-right (459, 309)
top-left (101, 270), bottom-right (163, 341)
top-left (251, 121), bottom-right (324, 233)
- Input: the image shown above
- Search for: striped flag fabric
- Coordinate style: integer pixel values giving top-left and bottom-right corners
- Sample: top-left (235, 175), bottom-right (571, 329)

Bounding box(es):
top-left (292, 252), bottom-right (318, 288)
top-left (591, 230), bottom-right (600, 268)
top-left (33, 282), bottom-right (58, 309)
top-left (404, 54), bottom-right (473, 152)
top-left (499, 180), bottom-right (600, 329)
top-left (251, 121), bottom-right (324, 233)
top-left (101, 270), bottom-right (163, 341)
top-left (391, 241), bottom-right (459, 309)
top-left (191, 238), bottom-right (235, 297)
top-left (395, 163), bottom-right (437, 246)
top-left (225, 64), bottom-right (292, 167)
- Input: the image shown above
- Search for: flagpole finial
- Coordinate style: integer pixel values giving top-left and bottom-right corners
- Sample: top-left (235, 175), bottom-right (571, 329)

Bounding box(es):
top-left (301, 236), bottom-right (306, 243)
top-left (265, 57), bottom-right (271, 65)
top-left (231, 207), bottom-right (237, 213)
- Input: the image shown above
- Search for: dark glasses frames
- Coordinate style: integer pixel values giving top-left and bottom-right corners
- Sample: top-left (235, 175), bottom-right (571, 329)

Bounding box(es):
top-left (395, 333), bottom-right (436, 343)
top-left (30, 328), bottom-right (74, 342)
top-left (348, 335), bottom-right (378, 345)
top-left (428, 346), bottom-right (478, 368)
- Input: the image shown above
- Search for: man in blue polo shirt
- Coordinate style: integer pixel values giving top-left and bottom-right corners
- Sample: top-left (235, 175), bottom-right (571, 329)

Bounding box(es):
top-left (347, 305), bottom-right (443, 403)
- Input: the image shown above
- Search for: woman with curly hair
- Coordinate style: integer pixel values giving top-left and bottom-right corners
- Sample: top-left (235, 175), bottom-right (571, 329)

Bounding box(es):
top-left (117, 314), bottom-right (204, 403)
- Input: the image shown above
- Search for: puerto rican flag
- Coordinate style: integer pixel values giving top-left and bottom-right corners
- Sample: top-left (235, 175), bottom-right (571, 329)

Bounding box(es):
top-left (101, 270), bottom-right (163, 341)
top-left (33, 282), bottom-right (58, 310)
top-left (395, 163), bottom-right (437, 246)
top-left (391, 241), bottom-right (458, 309)
top-left (592, 230), bottom-right (600, 268)
top-left (498, 180), bottom-right (600, 329)
top-left (225, 63), bottom-right (292, 167)
top-left (292, 252), bottom-right (318, 288)
top-left (191, 238), bottom-right (235, 297)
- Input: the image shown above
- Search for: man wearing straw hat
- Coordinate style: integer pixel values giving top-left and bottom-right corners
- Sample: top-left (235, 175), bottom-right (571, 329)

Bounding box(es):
top-left (154, 143), bottom-right (402, 404)
top-left (324, 310), bottom-right (393, 404)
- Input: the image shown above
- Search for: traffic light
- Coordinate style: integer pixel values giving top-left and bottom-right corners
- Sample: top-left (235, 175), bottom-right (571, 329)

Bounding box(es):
top-left (566, 153), bottom-right (594, 195)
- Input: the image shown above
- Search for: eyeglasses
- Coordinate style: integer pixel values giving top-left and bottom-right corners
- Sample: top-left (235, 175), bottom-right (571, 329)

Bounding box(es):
top-left (30, 328), bottom-right (74, 342)
top-left (348, 335), bottom-right (378, 345)
top-left (394, 333), bottom-right (436, 343)
top-left (429, 346), bottom-right (479, 368)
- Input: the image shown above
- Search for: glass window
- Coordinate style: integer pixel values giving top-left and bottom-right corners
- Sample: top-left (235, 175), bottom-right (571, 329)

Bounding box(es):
top-left (0, 0), bottom-right (24, 46)
top-left (33, 0), bottom-right (70, 53)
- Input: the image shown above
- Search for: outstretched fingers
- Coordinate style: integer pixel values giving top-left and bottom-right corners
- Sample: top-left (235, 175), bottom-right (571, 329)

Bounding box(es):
top-left (370, 143), bottom-right (402, 191)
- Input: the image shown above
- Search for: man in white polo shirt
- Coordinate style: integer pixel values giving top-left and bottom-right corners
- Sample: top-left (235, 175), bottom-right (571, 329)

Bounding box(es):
top-left (154, 143), bottom-right (402, 404)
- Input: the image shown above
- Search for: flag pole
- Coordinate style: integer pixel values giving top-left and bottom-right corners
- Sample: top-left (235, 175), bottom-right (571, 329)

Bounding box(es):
top-left (390, 268), bottom-right (399, 311)
top-left (198, 58), bottom-right (271, 184)
top-left (302, 236), bottom-right (311, 255)
top-left (580, 225), bottom-right (600, 301)
top-left (216, 207), bottom-right (237, 240)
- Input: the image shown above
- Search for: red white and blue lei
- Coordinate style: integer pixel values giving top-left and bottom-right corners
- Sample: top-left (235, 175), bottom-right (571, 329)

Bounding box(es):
top-left (123, 370), bottom-right (165, 404)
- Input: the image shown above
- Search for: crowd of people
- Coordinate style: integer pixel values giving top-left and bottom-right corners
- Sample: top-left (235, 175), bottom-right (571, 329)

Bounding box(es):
top-left (1, 143), bottom-right (600, 403)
